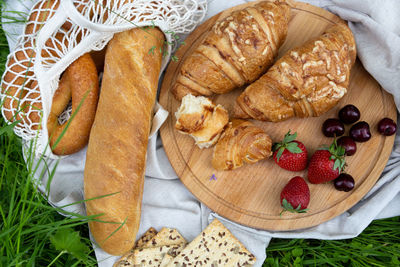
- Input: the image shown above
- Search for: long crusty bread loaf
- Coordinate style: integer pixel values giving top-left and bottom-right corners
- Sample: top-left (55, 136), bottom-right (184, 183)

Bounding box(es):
top-left (84, 27), bottom-right (164, 255)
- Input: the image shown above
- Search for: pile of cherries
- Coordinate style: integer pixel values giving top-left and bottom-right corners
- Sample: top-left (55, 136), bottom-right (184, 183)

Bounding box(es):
top-left (322, 104), bottom-right (397, 192)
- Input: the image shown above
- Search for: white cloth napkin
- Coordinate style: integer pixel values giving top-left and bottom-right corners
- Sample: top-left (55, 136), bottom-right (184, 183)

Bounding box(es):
top-left (3, 0), bottom-right (400, 266)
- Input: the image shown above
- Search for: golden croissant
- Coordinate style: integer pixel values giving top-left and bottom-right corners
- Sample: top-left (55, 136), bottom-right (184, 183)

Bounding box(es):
top-left (172, 0), bottom-right (291, 100)
top-left (212, 119), bottom-right (272, 170)
top-left (235, 23), bottom-right (357, 122)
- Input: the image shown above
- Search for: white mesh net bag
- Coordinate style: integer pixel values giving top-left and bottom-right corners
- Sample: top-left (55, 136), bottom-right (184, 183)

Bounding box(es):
top-left (0, 0), bottom-right (207, 158)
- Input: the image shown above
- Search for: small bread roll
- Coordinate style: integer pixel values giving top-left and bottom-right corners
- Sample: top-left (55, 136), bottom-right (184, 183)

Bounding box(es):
top-left (175, 94), bottom-right (229, 148)
top-left (212, 119), bottom-right (272, 170)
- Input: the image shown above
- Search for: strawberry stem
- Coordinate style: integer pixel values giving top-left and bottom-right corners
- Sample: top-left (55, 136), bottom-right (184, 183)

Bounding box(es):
top-left (280, 199), bottom-right (308, 216)
top-left (273, 130), bottom-right (303, 162)
top-left (329, 138), bottom-right (346, 173)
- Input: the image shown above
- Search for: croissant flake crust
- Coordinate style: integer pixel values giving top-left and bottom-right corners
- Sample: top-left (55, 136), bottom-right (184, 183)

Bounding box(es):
top-left (236, 23), bottom-right (357, 122)
top-left (172, 0), bottom-right (291, 100)
top-left (212, 119), bottom-right (272, 171)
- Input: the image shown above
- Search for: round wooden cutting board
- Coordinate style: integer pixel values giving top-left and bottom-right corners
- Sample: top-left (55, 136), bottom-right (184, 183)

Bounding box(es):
top-left (159, 1), bottom-right (397, 230)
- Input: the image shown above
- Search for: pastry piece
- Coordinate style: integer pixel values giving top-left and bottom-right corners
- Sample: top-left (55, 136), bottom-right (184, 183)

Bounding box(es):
top-left (172, 0), bottom-right (290, 100)
top-left (235, 23), bottom-right (357, 122)
top-left (143, 228), bottom-right (187, 248)
top-left (175, 94), bottom-right (229, 149)
top-left (212, 120), bottom-right (272, 170)
top-left (166, 219), bottom-right (256, 266)
top-left (84, 27), bottom-right (164, 255)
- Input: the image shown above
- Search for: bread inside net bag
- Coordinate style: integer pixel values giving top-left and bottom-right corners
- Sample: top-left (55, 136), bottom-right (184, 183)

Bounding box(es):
top-left (0, 0), bottom-right (207, 158)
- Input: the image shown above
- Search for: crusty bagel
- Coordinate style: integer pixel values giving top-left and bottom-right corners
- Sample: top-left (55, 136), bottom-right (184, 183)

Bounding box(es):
top-left (47, 53), bottom-right (99, 155)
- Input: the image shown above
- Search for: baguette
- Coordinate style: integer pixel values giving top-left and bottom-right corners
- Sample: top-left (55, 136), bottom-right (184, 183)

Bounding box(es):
top-left (84, 27), bottom-right (164, 255)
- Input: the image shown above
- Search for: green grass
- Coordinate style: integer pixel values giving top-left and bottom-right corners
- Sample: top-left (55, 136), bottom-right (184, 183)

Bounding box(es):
top-left (0, 3), bottom-right (399, 267)
top-left (265, 217), bottom-right (400, 266)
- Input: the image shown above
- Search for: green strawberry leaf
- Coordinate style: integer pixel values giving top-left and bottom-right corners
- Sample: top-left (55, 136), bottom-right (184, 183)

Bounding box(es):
top-left (329, 144), bottom-right (335, 154)
top-left (276, 147), bottom-right (285, 162)
top-left (294, 204), bottom-right (309, 213)
top-left (50, 228), bottom-right (89, 261)
top-left (337, 145), bottom-right (346, 157)
top-left (272, 142), bottom-right (280, 152)
top-left (340, 160), bottom-right (346, 172)
top-left (283, 130), bottom-right (297, 143)
top-left (282, 198), bottom-right (293, 210)
top-left (286, 143), bottom-right (303, 153)
top-left (327, 138), bottom-right (346, 173)
top-left (287, 147), bottom-right (303, 154)
top-left (333, 159), bottom-right (340, 171)
top-left (275, 131), bottom-right (303, 161)
top-left (280, 199), bottom-right (308, 216)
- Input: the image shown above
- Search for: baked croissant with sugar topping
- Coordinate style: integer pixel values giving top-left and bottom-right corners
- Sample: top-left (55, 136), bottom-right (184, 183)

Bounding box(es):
top-left (212, 120), bottom-right (272, 170)
top-left (235, 23), bottom-right (356, 122)
top-left (172, 0), bottom-right (290, 100)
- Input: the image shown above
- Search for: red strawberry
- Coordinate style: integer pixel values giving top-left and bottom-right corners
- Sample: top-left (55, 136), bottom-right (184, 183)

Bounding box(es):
top-left (308, 139), bottom-right (346, 184)
top-left (273, 131), bottom-right (308, 171)
top-left (280, 176), bottom-right (310, 215)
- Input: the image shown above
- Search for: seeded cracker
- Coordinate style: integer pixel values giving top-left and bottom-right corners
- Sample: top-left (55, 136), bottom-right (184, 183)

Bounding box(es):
top-left (136, 227), bottom-right (158, 248)
top-left (132, 244), bottom-right (185, 266)
top-left (143, 228), bottom-right (187, 248)
top-left (113, 227), bottom-right (158, 267)
top-left (166, 219), bottom-right (256, 266)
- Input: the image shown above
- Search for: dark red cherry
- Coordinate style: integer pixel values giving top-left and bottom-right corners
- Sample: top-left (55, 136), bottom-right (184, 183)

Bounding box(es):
top-left (349, 121), bottom-right (371, 142)
top-left (339, 105), bottom-right (360, 124)
top-left (322, 118), bottom-right (345, 137)
top-left (337, 136), bottom-right (357, 156)
top-left (377, 118), bottom-right (397, 136)
top-left (334, 173), bottom-right (355, 192)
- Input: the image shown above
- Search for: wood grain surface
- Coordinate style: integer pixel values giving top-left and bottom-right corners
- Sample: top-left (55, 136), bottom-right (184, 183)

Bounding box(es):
top-left (159, 0), bottom-right (397, 230)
